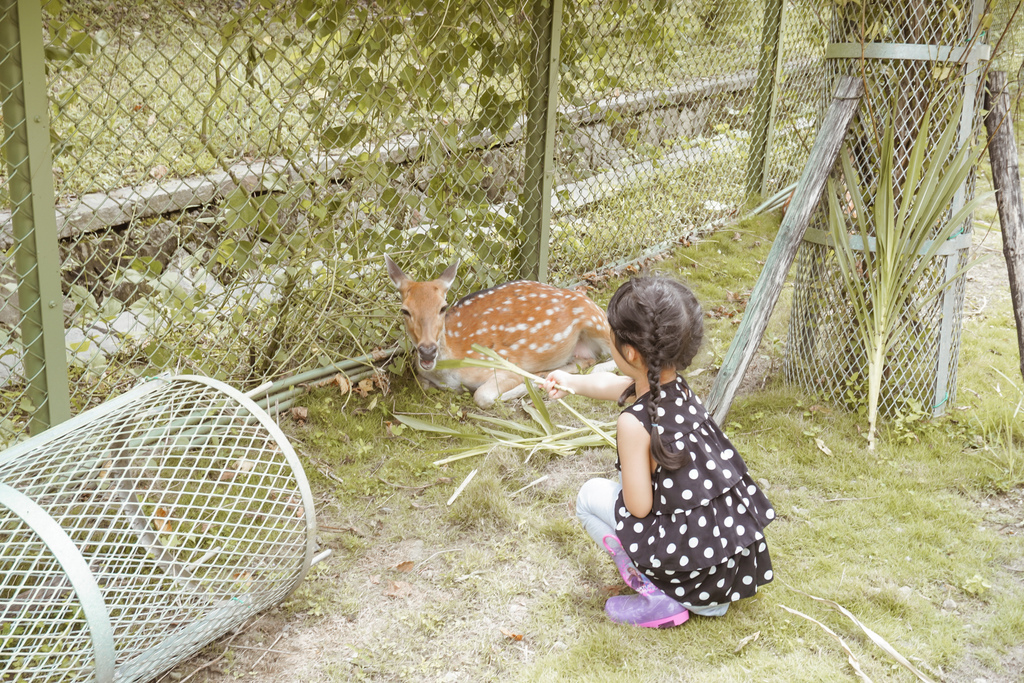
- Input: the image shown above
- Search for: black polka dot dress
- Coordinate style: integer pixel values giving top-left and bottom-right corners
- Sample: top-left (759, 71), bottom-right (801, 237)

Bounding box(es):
top-left (614, 376), bottom-right (775, 609)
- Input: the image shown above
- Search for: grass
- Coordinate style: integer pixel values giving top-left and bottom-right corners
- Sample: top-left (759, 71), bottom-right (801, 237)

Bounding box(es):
top-left (158, 205), bottom-right (1024, 682)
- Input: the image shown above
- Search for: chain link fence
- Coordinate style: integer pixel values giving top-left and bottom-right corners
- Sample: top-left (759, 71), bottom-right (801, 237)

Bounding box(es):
top-left (0, 0), bottom-right (829, 446)
top-left (783, 0), bottom-right (993, 417)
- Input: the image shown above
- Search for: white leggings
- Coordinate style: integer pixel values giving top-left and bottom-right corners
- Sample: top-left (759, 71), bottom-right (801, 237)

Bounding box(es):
top-left (575, 477), bottom-right (622, 548)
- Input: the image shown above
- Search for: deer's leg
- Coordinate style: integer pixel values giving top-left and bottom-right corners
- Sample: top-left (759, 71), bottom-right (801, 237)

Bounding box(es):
top-left (497, 384), bottom-right (530, 403)
top-left (572, 338), bottom-right (599, 365)
top-left (473, 370), bottom-right (525, 408)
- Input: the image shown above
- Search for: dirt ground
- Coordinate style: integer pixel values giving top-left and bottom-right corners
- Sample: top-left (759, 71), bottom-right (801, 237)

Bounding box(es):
top-left (156, 215), bottom-right (1023, 683)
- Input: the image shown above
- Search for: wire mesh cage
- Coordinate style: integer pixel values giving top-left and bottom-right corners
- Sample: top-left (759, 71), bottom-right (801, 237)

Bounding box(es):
top-left (0, 374), bottom-right (316, 683)
top-left (783, 0), bottom-right (990, 417)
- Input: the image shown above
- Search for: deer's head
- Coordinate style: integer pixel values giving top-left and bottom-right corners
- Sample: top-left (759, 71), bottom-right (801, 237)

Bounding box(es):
top-left (386, 255), bottom-right (459, 371)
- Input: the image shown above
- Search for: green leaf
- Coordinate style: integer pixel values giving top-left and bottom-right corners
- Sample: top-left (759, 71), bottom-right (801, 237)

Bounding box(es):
top-left (129, 256), bottom-right (164, 278)
top-left (225, 187), bottom-right (251, 210)
top-left (467, 413), bottom-right (544, 437)
top-left (144, 341), bottom-right (174, 368)
top-left (394, 414), bottom-right (478, 438)
top-left (44, 45), bottom-right (73, 61)
top-left (323, 123), bottom-right (368, 150)
top-left (828, 98), bottom-right (985, 451)
top-left (523, 379), bottom-right (555, 435)
top-left (41, 0), bottom-right (64, 17)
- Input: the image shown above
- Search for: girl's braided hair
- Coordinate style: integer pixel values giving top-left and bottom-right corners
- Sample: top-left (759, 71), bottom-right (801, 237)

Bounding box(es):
top-left (606, 276), bottom-right (703, 470)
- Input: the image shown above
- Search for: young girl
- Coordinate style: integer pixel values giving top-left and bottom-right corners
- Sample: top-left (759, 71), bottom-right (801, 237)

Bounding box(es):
top-left (543, 276), bottom-right (775, 628)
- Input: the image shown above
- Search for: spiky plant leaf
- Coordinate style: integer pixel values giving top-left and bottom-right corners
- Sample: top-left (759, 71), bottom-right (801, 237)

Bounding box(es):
top-left (827, 100), bottom-right (992, 450)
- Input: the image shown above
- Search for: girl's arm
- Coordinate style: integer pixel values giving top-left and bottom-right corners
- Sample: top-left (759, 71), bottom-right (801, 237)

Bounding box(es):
top-left (542, 369), bottom-right (633, 402)
top-left (617, 413), bottom-right (654, 518)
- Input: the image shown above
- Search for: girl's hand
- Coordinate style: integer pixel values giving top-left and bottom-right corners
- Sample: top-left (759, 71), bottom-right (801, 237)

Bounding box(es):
top-left (541, 370), bottom-right (573, 399)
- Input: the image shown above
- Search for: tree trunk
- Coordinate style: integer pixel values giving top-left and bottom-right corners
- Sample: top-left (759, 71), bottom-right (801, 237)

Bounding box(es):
top-left (983, 71), bottom-right (1024, 383)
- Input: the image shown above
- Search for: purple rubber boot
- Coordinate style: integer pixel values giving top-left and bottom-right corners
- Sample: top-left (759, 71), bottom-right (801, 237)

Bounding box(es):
top-left (602, 535), bottom-right (689, 628)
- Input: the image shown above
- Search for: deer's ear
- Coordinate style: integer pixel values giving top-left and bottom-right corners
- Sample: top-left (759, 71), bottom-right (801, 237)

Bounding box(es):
top-left (385, 254), bottom-right (409, 288)
top-left (439, 260), bottom-right (459, 289)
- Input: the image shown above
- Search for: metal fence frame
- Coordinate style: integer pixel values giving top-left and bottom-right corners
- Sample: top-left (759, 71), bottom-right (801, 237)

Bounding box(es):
top-left (1, 0), bottom-right (71, 433)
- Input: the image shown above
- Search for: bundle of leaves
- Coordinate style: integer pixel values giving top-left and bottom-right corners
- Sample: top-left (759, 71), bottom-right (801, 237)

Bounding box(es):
top-left (395, 345), bottom-right (615, 471)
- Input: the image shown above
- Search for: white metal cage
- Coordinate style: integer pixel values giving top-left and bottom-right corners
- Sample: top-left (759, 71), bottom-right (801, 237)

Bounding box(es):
top-left (0, 375), bottom-right (316, 683)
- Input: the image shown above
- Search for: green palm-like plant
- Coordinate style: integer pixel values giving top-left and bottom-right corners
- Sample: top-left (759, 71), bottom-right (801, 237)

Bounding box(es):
top-left (826, 102), bottom-right (991, 451)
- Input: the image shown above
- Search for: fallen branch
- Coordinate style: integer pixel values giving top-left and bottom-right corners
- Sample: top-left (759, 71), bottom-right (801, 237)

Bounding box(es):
top-left (447, 469), bottom-right (478, 506)
top-left (511, 475), bottom-right (550, 497)
top-left (248, 632), bottom-right (286, 674)
top-left (791, 589), bottom-right (936, 683)
top-left (778, 604), bottom-right (873, 682)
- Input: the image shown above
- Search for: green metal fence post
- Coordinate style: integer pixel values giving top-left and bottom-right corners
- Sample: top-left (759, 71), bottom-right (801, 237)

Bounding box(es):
top-left (519, 0), bottom-right (562, 282)
top-left (745, 0), bottom-right (787, 200)
top-left (0, 0), bottom-right (71, 433)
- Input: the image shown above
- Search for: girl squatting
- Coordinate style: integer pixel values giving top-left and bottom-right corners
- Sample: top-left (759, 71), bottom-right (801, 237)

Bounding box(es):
top-left (543, 276), bottom-right (776, 628)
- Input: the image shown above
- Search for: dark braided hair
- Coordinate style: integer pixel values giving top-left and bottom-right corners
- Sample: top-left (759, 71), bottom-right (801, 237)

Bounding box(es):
top-left (606, 276), bottom-right (704, 470)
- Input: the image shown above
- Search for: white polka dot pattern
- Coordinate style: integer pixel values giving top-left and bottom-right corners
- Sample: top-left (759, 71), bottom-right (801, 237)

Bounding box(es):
top-left (612, 375), bottom-right (775, 607)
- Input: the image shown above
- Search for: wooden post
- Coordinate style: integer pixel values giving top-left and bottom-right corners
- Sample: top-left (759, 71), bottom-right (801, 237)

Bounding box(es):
top-left (706, 76), bottom-right (863, 424)
top-left (983, 71), bottom-right (1024, 383)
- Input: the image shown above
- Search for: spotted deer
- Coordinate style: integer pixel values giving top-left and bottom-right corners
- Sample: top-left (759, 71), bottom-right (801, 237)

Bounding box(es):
top-left (385, 255), bottom-right (612, 408)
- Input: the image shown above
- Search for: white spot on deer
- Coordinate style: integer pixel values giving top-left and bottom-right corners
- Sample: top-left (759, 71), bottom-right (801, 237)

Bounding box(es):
top-left (515, 323), bottom-right (528, 331)
top-left (539, 344), bottom-right (552, 352)
top-left (456, 321), bottom-right (463, 328)
top-left (546, 309), bottom-right (554, 315)
top-left (528, 343), bottom-right (537, 350)
top-left (527, 316), bottom-right (534, 322)
top-left (572, 307), bottom-right (584, 314)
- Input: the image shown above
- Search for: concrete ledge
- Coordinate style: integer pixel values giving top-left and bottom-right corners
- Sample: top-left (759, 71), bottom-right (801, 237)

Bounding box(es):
top-left (0, 59), bottom-right (817, 250)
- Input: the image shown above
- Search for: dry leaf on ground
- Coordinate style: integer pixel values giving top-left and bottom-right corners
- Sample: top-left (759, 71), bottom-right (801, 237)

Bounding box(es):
top-left (734, 631), bottom-right (760, 654)
top-left (384, 580), bottom-right (414, 598)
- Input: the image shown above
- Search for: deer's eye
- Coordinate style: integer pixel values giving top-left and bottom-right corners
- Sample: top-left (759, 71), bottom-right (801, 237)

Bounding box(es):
top-left (439, 305), bottom-right (448, 315)
top-left (401, 308), bottom-right (411, 317)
